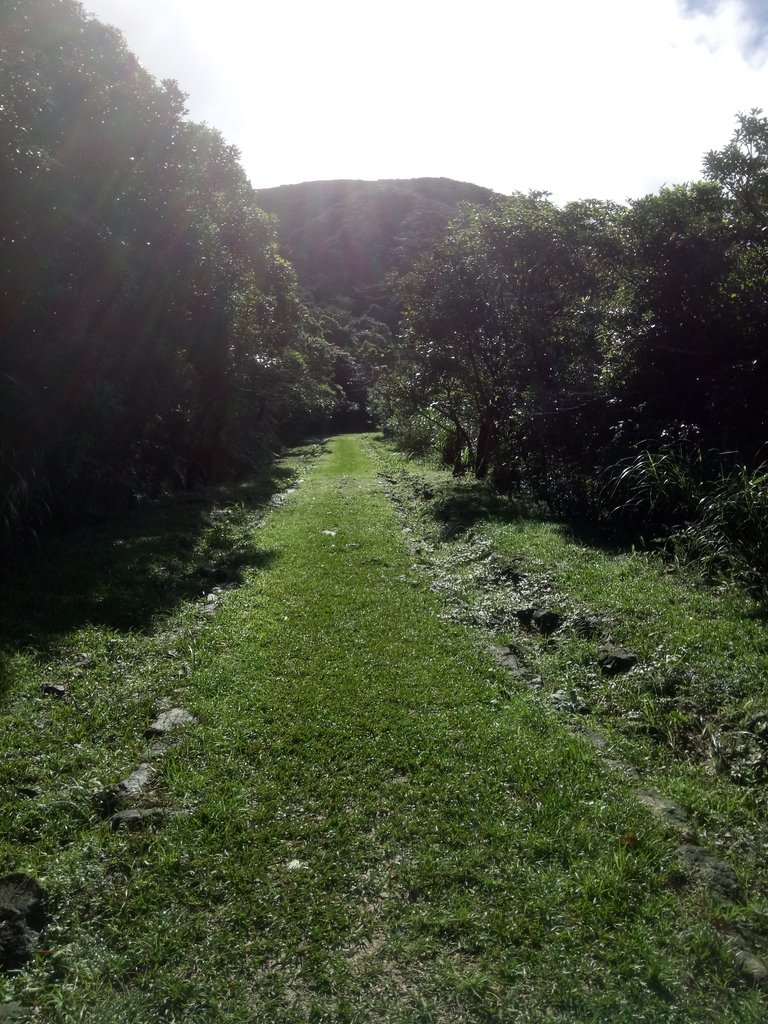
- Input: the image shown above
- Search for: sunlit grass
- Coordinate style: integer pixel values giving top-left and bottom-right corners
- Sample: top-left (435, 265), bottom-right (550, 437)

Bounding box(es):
top-left (375, 437), bottom-right (768, 988)
top-left (0, 436), bottom-right (765, 1021)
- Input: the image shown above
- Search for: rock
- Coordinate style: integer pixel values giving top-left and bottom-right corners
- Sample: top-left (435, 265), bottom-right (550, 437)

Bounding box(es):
top-left (93, 763), bottom-right (156, 817)
top-left (604, 757), bottom-right (642, 781)
top-left (548, 689), bottom-right (579, 712)
top-left (145, 708), bottom-right (194, 738)
top-left (0, 919), bottom-right (35, 972)
top-left (485, 555), bottom-right (524, 585)
top-left (597, 646), bottom-right (638, 675)
top-left (118, 763), bottom-right (155, 798)
top-left (725, 929), bottom-right (768, 989)
top-left (516, 607), bottom-right (534, 628)
top-left (575, 728), bottom-right (644, 778)
top-left (41, 684), bottom-right (67, 699)
top-left (635, 787), bottom-right (691, 830)
top-left (677, 843), bottom-right (741, 900)
top-left (578, 727), bottom-right (609, 750)
top-left (517, 608), bottom-right (561, 635)
top-left (110, 808), bottom-right (174, 832)
top-left (0, 874), bottom-right (47, 970)
top-left (570, 614), bottom-right (604, 640)
top-left (515, 608), bottom-right (535, 628)
top-left (0, 876), bottom-right (45, 933)
top-left (490, 644), bottom-right (523, 675)
top-left (532, 609), bottom-right (562, 635)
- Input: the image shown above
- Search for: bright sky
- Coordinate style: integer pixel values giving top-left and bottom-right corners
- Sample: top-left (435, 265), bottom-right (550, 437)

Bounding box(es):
top-left (83, 0), bottom-right (767, 204)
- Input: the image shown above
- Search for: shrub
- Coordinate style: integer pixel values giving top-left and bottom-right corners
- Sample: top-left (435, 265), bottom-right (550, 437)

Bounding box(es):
top-left (608, 443), bottom-right (768, 599)
top-left (678, 463), bottom-right (768, 600)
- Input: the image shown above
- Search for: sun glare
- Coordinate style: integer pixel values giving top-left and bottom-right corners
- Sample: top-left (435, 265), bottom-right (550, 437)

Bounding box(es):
top-left (83, 0), bottom-right (767, 201)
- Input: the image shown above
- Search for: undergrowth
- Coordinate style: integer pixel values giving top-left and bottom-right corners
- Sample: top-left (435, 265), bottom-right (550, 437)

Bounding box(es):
top-left (609, 444), bottom-right (768, 601)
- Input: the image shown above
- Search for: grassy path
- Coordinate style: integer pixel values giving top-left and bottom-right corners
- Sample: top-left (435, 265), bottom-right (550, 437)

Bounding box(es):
top-left (1, 435), bottom-right (765, 1022)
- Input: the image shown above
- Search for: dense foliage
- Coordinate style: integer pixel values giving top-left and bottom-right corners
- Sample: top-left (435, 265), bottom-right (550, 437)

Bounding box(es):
top-left (3, 0), bottom-right (767, 594)
top-left (374, 114), bottom-right (768, 591)
top-left (0, 0), bottom-right (340, 538)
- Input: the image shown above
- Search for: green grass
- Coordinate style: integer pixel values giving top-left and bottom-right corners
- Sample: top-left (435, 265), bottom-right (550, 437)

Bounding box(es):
top-left (1, 435), bottom-right (766, 1021)
top-left (375, 442), bottom-right (768, 971)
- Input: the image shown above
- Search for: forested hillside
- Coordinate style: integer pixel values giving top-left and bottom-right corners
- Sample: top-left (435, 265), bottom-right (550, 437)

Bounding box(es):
top-left (255, 178), bottom-right (495, 322)
top-left (252, 177), bottom-right (497, 441)
top-left (0, 2), bottom-right (491, 542)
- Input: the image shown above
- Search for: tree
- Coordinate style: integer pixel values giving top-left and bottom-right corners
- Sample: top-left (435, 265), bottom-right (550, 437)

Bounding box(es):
top-left (0, 0), bottom-right (337, 538)
top-left (390, 194), bottom-right (616, 498)
top-left (704, 108), bottom-right (768, 240)
top-left (600, 183), bottom-right (737, 451)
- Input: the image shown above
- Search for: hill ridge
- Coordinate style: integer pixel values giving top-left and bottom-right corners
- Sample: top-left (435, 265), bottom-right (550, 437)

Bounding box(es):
top-left (255, 176), bottom-right (497, 318)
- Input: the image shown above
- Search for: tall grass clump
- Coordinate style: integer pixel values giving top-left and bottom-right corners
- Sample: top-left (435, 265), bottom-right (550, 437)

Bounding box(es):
top-left (0, 445), bottom-right (51, 546)
top-left (679, 462), bottom-right (768, 600)
top-left (609, 442), bottom-right (768, 599)
top-left (377, 407), bottom-right (451, 461)
top-left (608, 441), bottom-right (707, 529)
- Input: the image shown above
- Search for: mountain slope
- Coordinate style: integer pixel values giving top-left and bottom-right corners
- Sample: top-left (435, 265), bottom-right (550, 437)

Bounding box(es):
top-left (255, 177), bottom-right (496, 319)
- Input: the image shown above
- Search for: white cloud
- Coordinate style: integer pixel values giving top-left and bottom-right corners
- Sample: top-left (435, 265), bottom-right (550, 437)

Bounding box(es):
top-left (679, 0), bottom-right (768, 62)
top-left (83, 0), bottom-right (767, 203)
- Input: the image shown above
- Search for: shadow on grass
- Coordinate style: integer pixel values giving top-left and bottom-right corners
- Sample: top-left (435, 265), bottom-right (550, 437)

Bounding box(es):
top-left (0, 463), bottom-right (294, 660)
top-left (0, 649), bottom-right (12, 701)
top-left (430, 481), bottom-right (522, 540)
top-left (427, 477), bottom-right (637, 557)
top-left (554, 517), bottom-right (643, 557)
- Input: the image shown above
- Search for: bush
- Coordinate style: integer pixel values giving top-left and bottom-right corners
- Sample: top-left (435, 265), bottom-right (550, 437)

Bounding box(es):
top-left (678, 463), bottom-right (768, 600)
top-left (609, 443), bottom-right (768, 599)
top-left (378, 411), bottom-right (446, 460)
top-left (0, 446), bottom-right (51, 545)
top-left (607, 441), bottom-right (707, 530)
